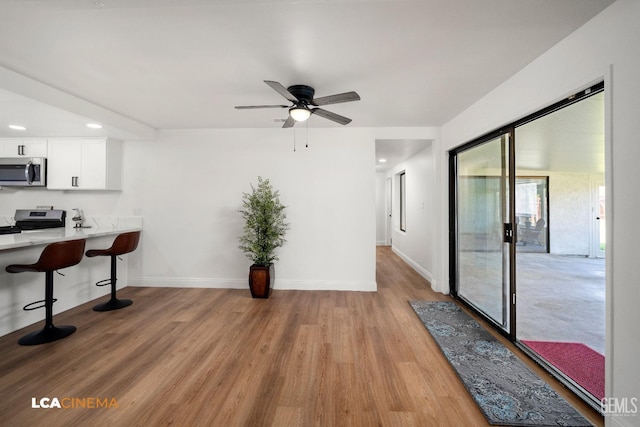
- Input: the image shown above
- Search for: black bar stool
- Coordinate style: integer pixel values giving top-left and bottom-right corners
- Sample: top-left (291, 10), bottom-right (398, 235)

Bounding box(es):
top-left (85, 231), bottom-right (140, 312)
top-left (5, 239), bottom-right (86, 346)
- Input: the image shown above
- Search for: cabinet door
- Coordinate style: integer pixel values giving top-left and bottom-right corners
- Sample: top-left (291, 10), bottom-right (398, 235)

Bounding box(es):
top-left (78, 140), bottom-right (107, 189)
top-left (46, 140), bottom-right (82, 189)
top-left (22, 140), bottom-right (48, 157)
top-left (46, 138), bottom-right (120, 190)
top-left (0, 139), bottom-right (48, 157)
top-left (0, 140), bottom-right (17, 156)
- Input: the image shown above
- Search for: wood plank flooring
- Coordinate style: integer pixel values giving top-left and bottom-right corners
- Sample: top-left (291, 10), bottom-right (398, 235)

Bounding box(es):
top-left (0, 247), bottom-right (603, 426)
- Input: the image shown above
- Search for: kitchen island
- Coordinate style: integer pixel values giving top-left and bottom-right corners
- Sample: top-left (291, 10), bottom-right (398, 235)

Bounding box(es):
top-left (0, 217), bottom-right (142, 339)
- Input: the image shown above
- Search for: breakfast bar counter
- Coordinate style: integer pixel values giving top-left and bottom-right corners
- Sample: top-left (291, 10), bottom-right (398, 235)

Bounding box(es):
top-left (0, 221), bottom-right (142, 252)
top-left (0, 217), bottom-right (143, 339)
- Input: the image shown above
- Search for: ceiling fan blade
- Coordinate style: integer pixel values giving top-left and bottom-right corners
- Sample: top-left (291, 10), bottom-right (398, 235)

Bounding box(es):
top-left (235, 105), bottom-right (289, 109)
top-left (282, 116), bottom-right (296, 128)
top-left (312, 91), bottom-right (360, 106)
top-left (311, 108), bottom-right (352, 125)
top-left (264, 80), bottom-right (299, 103)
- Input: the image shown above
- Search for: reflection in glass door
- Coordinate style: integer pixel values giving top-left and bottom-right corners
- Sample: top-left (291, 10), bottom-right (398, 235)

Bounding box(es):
top-left (515, 177), bottom-right (549, 253)
top-left (454, 134), bottom-right (511, 331)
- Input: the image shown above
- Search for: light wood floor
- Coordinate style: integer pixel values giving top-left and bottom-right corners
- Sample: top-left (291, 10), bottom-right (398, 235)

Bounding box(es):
top-left (0, 247), bottom-right (603, 426)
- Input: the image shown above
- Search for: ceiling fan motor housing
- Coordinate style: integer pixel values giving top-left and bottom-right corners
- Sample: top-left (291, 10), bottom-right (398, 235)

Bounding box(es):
top-left (287, 85), bottom-right (315, 105)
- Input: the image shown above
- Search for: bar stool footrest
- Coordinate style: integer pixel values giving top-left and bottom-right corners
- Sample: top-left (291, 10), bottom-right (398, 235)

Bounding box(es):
top-left (23, 298), bottom-right (56, 311)
top-left (93, 298), bottom-right (132, 312)
top-left (95, 278), bottom-right (112, 287)
top-left (18, 325), bottom-right (76, 346)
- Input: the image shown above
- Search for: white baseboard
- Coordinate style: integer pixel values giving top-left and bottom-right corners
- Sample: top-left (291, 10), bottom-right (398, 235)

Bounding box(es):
top-left (129, 277), bottom-right (246, 289)
top-left (129, 276), bottom-right (377, 292)
top-left (391, 246), bottom-right (433, 283)
top-left (275, 279), bottom-right (376, 292)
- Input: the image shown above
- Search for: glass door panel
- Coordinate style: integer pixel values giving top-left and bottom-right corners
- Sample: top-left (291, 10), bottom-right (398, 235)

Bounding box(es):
top-left (455, 134), bottom-right (510, 331)
top-left (514, 90), bottom-right (605, 405)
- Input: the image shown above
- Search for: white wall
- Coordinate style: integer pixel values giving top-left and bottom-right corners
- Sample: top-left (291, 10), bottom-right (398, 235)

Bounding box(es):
top-left (549, 172), bottom-right (592, 256)
top-left (384, 144), bottom-right (434, 282)
top-left (0, 187), bottom-right (124, 220)
top-left (1, 128), bottom-right (378, 299)
top-left (119, 127), bottom-right (377, 291)
top-left (438, 0), bottom-right (640, 421)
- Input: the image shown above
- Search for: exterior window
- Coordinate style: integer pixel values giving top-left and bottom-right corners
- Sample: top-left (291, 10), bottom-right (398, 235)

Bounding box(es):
top-left (400, 171), bottom-right (406, 232)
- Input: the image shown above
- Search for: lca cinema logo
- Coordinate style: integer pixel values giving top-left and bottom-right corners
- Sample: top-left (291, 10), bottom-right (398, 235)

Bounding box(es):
top-left (31, 397), bottom-right (118, 409)
top-left (601, 397), bottom-right (638, 417)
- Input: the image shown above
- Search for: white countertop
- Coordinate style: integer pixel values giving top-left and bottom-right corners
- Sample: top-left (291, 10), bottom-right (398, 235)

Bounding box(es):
top-left (0, 217), bottom-right (142, 252)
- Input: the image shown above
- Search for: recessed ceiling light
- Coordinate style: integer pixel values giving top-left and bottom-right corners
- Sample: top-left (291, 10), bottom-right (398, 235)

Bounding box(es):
top-left (86, 123), bottom-right (103, 129)
top-left (379, 158), bottom-right (387, 163)
top-left (9, 125), bottom-right (27, 131)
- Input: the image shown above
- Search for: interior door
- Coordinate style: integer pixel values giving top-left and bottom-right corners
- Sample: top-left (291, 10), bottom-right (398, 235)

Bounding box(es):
top-left (453, 133), bottom-right (512, 332)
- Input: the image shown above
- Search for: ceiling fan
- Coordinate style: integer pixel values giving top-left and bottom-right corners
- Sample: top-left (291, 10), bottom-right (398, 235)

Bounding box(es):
top-left (235, 80), bottom-right (360, 128)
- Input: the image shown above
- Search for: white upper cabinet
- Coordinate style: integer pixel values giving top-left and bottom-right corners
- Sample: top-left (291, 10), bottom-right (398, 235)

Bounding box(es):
top-left (47, 138), bottom-right (122, 190)
top-left (0, 138), bottom-right (48, 157)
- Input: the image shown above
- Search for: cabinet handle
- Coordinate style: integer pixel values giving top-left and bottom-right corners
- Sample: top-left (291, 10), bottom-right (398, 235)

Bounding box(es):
top-left (18, 145), bottom-right (25, 156)
top-left (72, 176), bottom-right (79, 187)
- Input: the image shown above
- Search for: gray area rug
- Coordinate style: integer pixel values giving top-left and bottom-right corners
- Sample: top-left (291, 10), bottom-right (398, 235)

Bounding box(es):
top-left (409, 301), bottom-right (591, 426)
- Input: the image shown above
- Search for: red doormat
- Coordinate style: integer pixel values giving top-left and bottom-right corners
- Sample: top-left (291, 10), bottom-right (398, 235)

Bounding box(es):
top-left (521, 340), bottom-right (604, 400)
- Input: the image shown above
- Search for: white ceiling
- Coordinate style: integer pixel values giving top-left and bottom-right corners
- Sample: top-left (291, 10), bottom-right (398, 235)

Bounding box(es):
top-left (375, 139), bottom-right (430, 172)
top-left (0, 0), bottom-right (614, 160)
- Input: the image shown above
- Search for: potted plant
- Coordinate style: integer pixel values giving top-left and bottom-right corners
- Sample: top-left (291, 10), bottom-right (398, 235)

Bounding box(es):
top-left (238, 177), bottom-right (289, 298)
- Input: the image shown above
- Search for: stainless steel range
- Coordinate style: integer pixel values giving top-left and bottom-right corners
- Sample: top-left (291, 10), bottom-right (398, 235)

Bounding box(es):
top-left (0, 209), bottom-right (66, 235)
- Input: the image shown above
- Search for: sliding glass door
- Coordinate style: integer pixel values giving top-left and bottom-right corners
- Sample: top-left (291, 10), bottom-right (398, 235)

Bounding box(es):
top-left (450, 82), bottom-right (606, 409)
top-left (453, 133), bottom-right (512, 332)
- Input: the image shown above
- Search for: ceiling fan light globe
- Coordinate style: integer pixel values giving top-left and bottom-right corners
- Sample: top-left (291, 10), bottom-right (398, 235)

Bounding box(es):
top-left (290, 107), bottom-right (311, 122)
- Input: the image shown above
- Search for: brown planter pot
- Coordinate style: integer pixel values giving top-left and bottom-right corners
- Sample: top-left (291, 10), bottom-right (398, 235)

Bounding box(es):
top-left (249, 264), bottom-right (274, 298)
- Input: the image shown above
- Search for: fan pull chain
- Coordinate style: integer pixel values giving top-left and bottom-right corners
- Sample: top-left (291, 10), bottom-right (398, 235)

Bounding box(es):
top-left (293, 127), bottom-right (296, 152)
top-left (306, 121), bottom-right (309, 148)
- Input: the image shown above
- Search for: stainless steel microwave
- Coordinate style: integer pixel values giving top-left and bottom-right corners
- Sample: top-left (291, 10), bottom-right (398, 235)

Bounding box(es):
top-left (0, 157), bottom-right (46, 186)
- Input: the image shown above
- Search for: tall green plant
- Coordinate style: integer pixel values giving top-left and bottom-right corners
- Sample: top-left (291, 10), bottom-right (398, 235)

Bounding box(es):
top-left (238, 177), bottom-right (289, 266)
